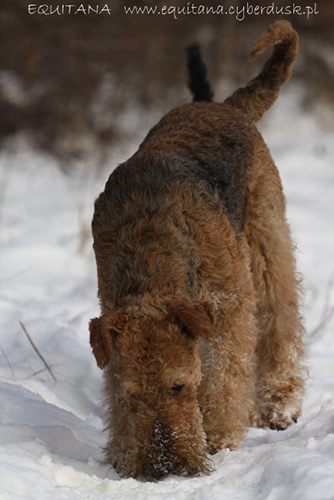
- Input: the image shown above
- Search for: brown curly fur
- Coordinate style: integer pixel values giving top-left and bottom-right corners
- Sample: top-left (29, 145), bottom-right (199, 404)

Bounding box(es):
top-left (89, 21), bottom-right (305, 478)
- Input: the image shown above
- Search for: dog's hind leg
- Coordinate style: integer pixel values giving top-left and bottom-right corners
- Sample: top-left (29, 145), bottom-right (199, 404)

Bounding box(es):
top-left (245, 151), bottom-right (305, 431)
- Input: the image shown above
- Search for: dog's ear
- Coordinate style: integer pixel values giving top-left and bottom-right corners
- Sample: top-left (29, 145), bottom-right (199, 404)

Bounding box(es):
top-left (89, 312), bottom-right (126, 369)
top-left (169, 299), bottom-right (214, 341)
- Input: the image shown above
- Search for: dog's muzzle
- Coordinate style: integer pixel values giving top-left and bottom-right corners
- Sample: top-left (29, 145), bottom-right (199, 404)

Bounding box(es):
top-left (143, 421), bottom-right (178, 478)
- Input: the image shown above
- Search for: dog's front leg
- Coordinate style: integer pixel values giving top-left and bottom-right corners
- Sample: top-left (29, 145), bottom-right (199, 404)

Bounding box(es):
top-left (198, 294), bottom-right (257, 453)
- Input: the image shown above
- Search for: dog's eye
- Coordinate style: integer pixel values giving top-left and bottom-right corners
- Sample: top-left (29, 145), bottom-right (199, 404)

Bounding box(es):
top-left (180, 324), bottom-right (193, 337)
top-left (170, 384), bottom-right (184, 394)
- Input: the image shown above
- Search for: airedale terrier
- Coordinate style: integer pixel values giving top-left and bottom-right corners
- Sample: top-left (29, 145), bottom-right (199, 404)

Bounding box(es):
top-left (89, 21), bottom-right (304, 478)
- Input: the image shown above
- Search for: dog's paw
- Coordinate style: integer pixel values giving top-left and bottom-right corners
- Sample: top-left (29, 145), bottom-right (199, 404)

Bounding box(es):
top-left (262, 407), bottom-right (300, 431)
top-left (260, 395), bottom-right (301, 431)
top-left (258, 380), bottom-right (303, 431)
top-left (206, 434), bottom-right (241, 455)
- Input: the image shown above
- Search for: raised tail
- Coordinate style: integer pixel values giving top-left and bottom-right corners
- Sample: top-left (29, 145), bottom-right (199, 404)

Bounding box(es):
top-left (224, 21), bottom-right (299, 122)
top-left (187, 44), bottom-right (214, 102)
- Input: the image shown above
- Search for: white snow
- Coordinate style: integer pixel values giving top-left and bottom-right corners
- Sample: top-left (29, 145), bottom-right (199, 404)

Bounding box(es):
top-left (0, 90), bottom-right (334, 500)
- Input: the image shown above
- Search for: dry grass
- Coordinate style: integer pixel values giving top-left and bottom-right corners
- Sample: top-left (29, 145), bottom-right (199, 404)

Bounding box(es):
top-left (19, 320), bottom-right (57, 381)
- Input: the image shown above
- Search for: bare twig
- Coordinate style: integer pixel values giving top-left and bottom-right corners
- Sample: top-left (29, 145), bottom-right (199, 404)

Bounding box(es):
top-left (1, 346), bottom-right (15, 379)
top-left (320, 275), bottom-right (334, 319)
top-left (304, 281), bottom-right (319, 310)
top-left (19, 321), bottom-right (57, 382)
top-left (308, 306), bottom-right (334, 339)
top-left (26, 364), bottom-right (59, 380)
top-left (308, 276), bottom-right (334, 339)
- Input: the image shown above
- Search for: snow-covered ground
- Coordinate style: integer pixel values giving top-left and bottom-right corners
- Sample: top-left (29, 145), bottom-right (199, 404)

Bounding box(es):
top-left (0, 91), bottom-right (333, 500)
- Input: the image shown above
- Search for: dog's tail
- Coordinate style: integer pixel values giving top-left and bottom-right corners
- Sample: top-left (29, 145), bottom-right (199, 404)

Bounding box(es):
top-left (187, 44), bottom-right (214, 102)
top-left (224, 21), bottom-right (299, 122)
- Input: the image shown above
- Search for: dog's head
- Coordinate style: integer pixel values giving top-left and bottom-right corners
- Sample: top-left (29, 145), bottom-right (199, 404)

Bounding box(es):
top-left (89, 298), bottom-right (214, 477)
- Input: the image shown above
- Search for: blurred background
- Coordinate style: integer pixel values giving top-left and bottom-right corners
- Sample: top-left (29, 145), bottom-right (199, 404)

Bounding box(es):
top-left (1, 0), bottom-right (334, 164)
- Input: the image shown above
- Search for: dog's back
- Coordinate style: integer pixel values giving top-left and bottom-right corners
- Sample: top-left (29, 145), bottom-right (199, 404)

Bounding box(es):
top-left (99, 103), bottom-right (253, 234)
top-left (97, 21), bottom-right (298, 237)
